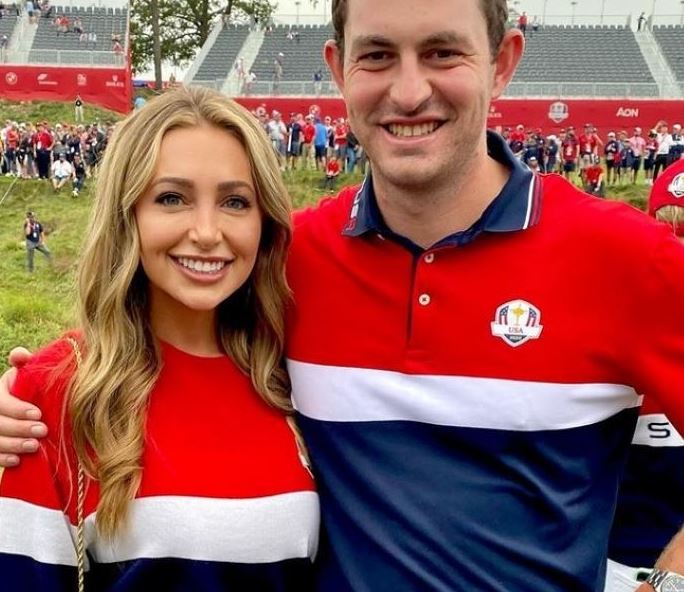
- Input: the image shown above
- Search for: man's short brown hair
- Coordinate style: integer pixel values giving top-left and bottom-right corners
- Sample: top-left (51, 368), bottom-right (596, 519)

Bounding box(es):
top-left (331, 0), bottom-right (509, 60)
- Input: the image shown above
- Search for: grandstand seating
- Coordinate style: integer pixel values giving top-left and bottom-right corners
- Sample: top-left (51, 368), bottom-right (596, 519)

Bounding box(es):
top-left (0, 11), bottom-right (20, 41)
top-left (652, 25), bottom-right (684, 82)
top-left (193, 24), bottom-right (249, 84)
top-left (29, 5), bottom-right (127, 66)
top-left (251, 24), bottom-right (332, 83)
top-left (511, 25), bottom-right (658, 96)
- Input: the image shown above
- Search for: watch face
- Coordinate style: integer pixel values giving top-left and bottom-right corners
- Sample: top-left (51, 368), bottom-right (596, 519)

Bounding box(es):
top-left (662, 575), bottom-right (684, 592)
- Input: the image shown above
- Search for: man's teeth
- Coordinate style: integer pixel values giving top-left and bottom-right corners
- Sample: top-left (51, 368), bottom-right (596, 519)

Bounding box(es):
top-left (387, 122), bottom-right (439, 137)
top-left (177, 257), bottom-right (226, 273)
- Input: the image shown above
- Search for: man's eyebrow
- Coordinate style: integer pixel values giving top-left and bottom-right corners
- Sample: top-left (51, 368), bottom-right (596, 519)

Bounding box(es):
top-left (350, 31), bottom-right (472, 53)
top-left (349, 35), bottom-right (395, 53)
top-left (419, 31), bottom-right (470, 47)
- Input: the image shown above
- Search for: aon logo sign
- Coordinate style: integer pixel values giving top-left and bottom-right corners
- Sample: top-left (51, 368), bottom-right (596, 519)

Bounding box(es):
top-left (616, 107), bottom-right (640, 117)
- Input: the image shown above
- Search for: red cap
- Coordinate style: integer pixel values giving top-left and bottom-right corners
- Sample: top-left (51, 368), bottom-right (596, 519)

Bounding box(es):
top-left (648, 158), bottom-right (684, 236)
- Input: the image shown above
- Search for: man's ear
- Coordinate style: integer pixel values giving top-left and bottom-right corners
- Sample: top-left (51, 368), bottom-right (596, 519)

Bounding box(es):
top-left (324, 40), bottom-right (345, 95)
top-left (491, 29), bottom-right (525, 101)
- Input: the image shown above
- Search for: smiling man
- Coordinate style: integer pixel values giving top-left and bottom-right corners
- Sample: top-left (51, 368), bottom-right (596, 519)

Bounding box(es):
top-left (286, 1), bottom-right (684, 591)
top-left (3, 1), bottom-right (684, 591)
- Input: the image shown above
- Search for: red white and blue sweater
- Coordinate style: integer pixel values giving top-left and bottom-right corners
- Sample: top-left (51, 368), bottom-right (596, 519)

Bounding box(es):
top-left (0, 338), bottom-right (319, 592)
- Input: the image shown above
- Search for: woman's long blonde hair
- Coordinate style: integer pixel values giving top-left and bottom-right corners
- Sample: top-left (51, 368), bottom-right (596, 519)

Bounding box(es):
top-left (68, 86), bottom-right (292, 538)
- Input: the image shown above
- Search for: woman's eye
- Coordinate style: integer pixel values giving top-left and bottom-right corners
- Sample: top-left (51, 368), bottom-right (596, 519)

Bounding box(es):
top-left (156, 193), bottom-right (183, 206)
top-left (223, 196), bottom-right (250, 210)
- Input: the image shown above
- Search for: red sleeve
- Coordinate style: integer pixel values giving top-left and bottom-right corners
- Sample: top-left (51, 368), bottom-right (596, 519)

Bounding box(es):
top-left (633, 232), bottom-right (684, 431)
top-left (0, 338), bottom-right (83, 588)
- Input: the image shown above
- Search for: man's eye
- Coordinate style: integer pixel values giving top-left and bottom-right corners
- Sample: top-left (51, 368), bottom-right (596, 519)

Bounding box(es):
top-left (427, 49), bottom-right (461, 60)
top-left (358, 51), bottom-right (391, 63)
top-left (155, 193), bottom-right (183, 206)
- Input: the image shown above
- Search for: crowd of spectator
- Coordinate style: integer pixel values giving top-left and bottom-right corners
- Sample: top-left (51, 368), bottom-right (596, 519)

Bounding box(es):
top-left (0, 118), bottom-right (114, 195)
top-left (249, 104), bottom-right (366, 188)
top-left (502, 121), bottom-right (684, 196)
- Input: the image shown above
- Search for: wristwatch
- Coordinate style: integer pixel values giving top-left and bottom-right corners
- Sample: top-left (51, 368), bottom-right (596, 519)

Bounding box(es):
top-left (647, 568), bottom-right (684, 592)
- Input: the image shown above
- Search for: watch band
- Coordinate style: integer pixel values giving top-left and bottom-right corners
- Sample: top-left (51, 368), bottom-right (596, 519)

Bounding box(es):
top-left (647, 568), bottom-right (684, 591)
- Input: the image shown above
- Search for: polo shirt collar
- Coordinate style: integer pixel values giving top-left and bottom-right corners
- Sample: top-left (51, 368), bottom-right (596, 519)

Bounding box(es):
top-left (342, 131), bottom-right (541, 248)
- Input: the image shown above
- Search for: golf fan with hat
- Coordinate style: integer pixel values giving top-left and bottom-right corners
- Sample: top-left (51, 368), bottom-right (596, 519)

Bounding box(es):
top-left (648, 158), bottom-right (684, 237)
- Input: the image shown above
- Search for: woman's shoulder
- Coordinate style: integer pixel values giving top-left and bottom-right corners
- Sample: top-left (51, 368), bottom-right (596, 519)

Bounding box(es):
top-left (13, 331), bottom-right (81, 410)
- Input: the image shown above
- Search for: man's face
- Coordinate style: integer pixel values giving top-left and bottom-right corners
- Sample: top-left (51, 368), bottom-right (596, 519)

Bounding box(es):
top-left (325, 0), bottom-right (518, 192)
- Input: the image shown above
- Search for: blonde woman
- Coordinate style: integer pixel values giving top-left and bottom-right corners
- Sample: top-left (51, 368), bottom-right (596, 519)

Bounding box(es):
top-left (0, 87), bottom-right (318, 591)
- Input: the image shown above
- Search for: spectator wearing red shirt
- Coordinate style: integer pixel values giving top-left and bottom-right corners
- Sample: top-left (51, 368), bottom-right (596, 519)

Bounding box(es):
top-left (584, 156), bottom-right (605, 197)
top-left (509, 124), bottom-right (526, 154)
top-left (301, 114), bottom-right (316, 170)
top-left (560, 127), bottom-right (579, 179)
top-left (578, 123), bottom-right (600, 181)
top-left (33, 122), bottom-right (53, 180)
top-left (518, 12), bottom-right (528, 37)
top-left (324, 154), bottom-right (341, 191)
top-left (5, 123), bottom-right (19, 176)
top-left (333, 118), bottom-right (348, 159)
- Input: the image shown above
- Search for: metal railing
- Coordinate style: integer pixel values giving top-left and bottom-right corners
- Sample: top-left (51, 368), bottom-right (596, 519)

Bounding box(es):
top-left (504, 81), bottom-right (668, 98)
top-left (5, 48), bottom-right (126, 67)
top-left (188, 79), bottom-right (682, 100)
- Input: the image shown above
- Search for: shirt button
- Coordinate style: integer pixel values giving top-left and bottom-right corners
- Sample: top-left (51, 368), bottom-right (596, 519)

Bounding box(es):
top-left (418, 294), bottom-right (431, 306)
top-left (424, 253), bottom-right (435, 263)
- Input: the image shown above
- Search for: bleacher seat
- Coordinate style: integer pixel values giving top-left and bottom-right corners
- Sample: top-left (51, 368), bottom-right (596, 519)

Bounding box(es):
top-left (28, 4), bottom-right (128, 66)
top-left (511, 25), bottom-right (657, 95)
top-left (192, 25), bottom-right (250, 86)
top-left (652, 25), bottom-right (684, 82)
top-left (251, 24), bottom-right (333, 84)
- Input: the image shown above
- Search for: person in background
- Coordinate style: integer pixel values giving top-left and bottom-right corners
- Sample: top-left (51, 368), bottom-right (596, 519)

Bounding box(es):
top-left (584, 154), bottom-right (605, 197)
top-left (50, 152), bottom-right (72, 192)
top-left (604, 131), bottom-right (620, 186)
top-left (23, 211), bottom-right (51, 272)
top-left (644, 129), bottom-right (659, 186)
top-left (669, 124), bottom-right (684, 165)
top-left (605, 158), bottom-right (684, 592)
top-left (71, 152), bottom-right (86, 196)
top-left (324, 153), bottom-right (341, 190)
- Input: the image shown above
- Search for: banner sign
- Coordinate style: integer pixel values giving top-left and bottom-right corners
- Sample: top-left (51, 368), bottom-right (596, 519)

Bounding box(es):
top-left (0, 65), bottom-right (132, 114)
top-left (236, 97), bottom-right (684, 137)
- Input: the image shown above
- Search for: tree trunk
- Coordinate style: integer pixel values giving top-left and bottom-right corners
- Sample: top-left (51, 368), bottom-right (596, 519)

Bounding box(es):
top-left (151, 0), bottom-right (163, 90)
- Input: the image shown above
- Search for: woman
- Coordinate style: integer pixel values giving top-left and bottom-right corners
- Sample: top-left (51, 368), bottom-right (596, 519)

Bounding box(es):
top-left (0, 86), bottom-right (318, 591)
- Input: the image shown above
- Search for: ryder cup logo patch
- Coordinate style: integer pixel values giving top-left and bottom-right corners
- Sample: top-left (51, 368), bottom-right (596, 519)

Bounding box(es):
top-left (491, 300), bottom-right (543, 348)
top-left (669, 173), bottom-right (684, 199)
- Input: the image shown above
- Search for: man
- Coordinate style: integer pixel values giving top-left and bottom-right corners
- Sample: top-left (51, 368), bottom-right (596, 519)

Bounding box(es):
top-left (301, 114), bottom-right (316, 170)
top-left (604, 131), bottom-right (620, 185)
top-left (654, 123), bottom-right (673, 181)
top-left (670, 123), bottom-right (684, 165)
top-left (313, 116), bottom-right (327, 170)
top-left (561, 126), bottom-right (579, 180)
top-left (606, 158), bottom-right (684, 592)
top-left (579, 123), bottom-right (601, 183)
top-left (3, 2), bottom-right (684, 592)
top-left (23, 211), bottom-right (51, 272)
top-left (71, 152), bottom-right (85, 196)
top-left (287, 112), bottom-right (303, 170)
top-left (32, 121), bottom-right (52, 179)
top-left (50, 152), bottom-right (72, 192)
top-left (266, 110), bottom-right (287, 170)
top-left (629, 127), bottom-right (647, 184)
top-left (584, 155), bottom-right (605, 196)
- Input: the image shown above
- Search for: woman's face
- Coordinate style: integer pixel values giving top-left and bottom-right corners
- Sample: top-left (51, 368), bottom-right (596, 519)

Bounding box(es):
top-left (135, 123), bottom-right (262, 320)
